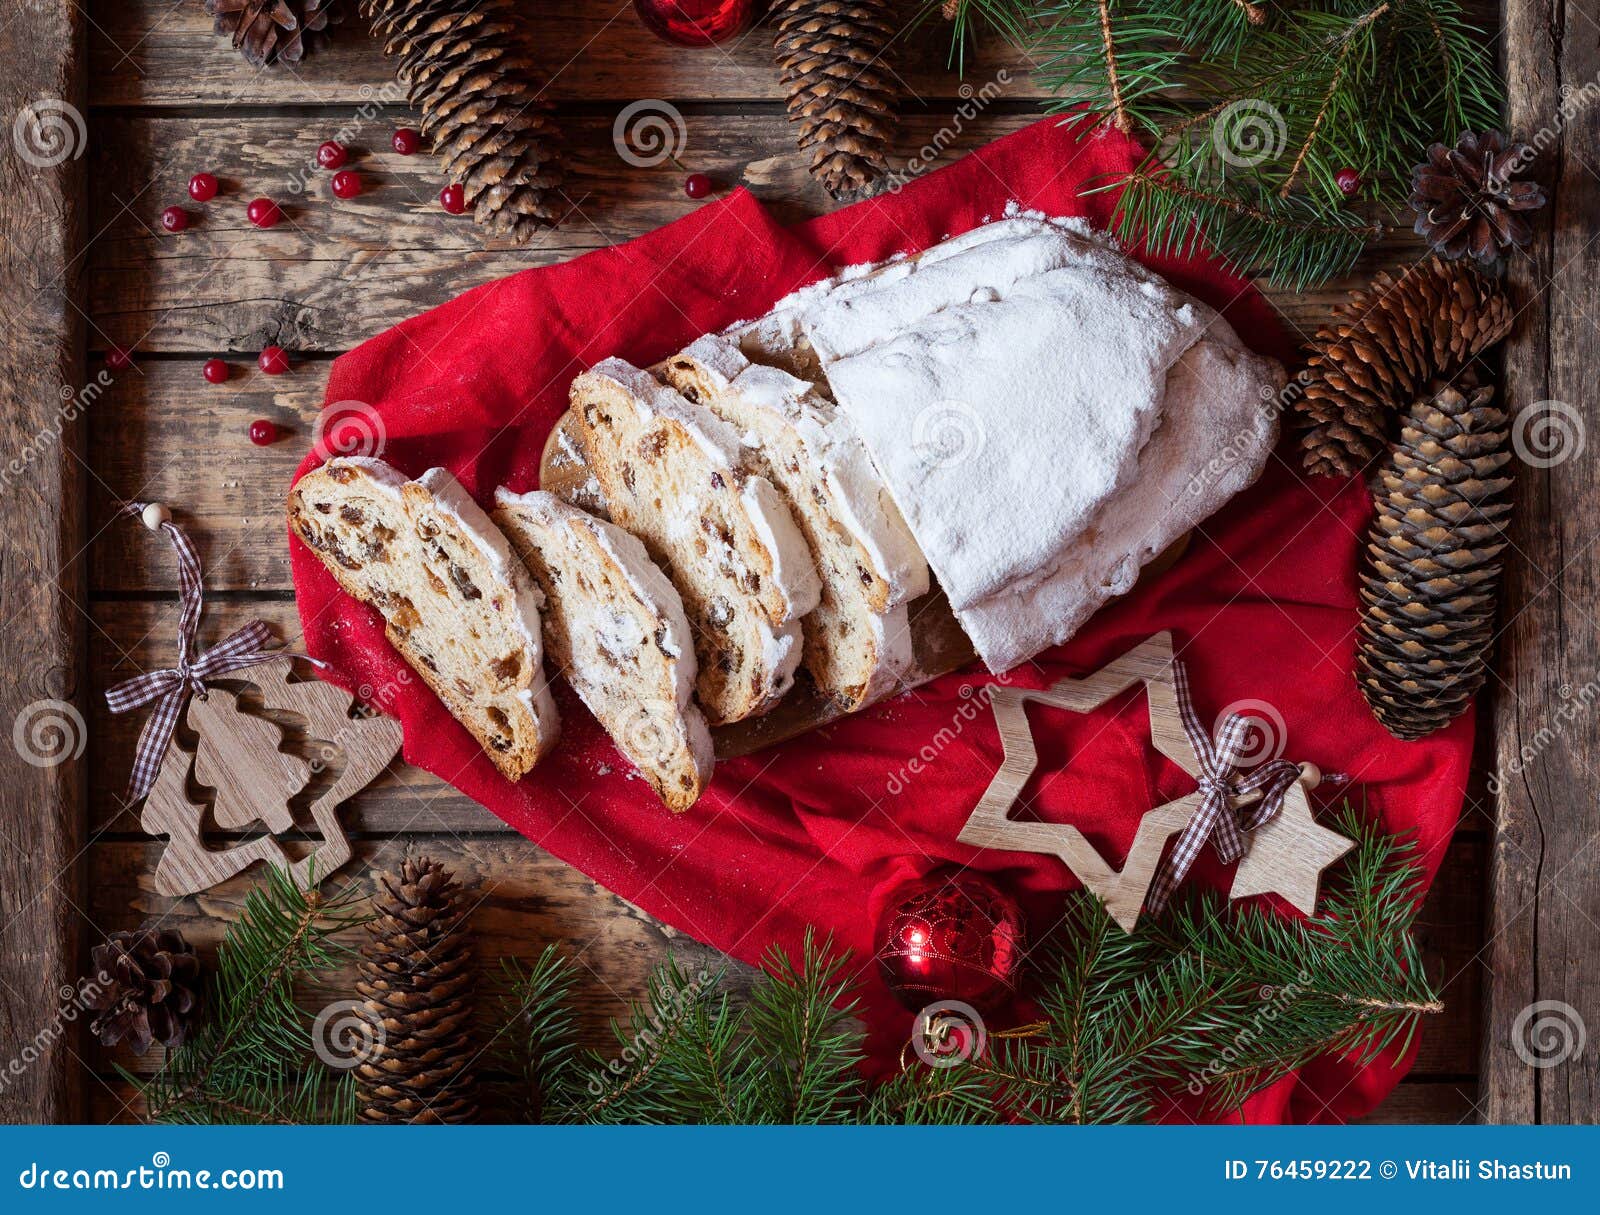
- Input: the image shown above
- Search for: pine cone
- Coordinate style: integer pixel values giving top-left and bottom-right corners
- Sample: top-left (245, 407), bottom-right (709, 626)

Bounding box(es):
top-left (205, 0), bottom-right (346, 67)
top-left (355, 857), bottom-right (479, 1123)
top-left (83, 928), bottom-right (203, 1056)
top-left (1295, 257), bottom-right (1514, 477)
top-left (1410, 130), bottom-right (1547, 264)
top-left (774, 0), bottom-right (901, 198)
top-left (1356, 383), bottom-right (1512, 740)
top-left (363, 0), bottom-right (565, 241)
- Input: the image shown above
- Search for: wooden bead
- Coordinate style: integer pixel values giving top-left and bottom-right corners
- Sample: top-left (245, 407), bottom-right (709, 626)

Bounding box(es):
top-left (1297, 761), bottom-right (1322, 789)
top-left (140, 503), bottom-right (171, 532)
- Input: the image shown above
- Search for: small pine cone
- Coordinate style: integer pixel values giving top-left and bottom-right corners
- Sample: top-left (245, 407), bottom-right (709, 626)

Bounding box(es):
top-left (1356, 383), bottom-right (1513, 740)
top-left (82, 928), bottom-right (204, 1056)
top-left (363, 0), bottom-right (565, 240)
top-left (1410, 130), bottom-right (1548, 264)
top-left (205, 0), bottom-right (345, 67)
top-left (1295, 257), bottom-right (1514, 477)
top-left (774, 0), bottom-right (901, 198)
top-left (355, 857), bottom-right (479, 1123)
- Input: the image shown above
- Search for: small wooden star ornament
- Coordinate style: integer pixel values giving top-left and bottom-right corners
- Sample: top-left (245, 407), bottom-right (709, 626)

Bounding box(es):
top-left (1229, 769), bottom-right (1355, 913)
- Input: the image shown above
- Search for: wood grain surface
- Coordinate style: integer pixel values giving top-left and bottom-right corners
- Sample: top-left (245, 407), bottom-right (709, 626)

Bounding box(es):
top-left (0, 0), bottom-right (1538, 1124)
top-left (1484, 0), bottom-right (1600, 1125)
top-left (0, 1), bottom-right (86, 1124)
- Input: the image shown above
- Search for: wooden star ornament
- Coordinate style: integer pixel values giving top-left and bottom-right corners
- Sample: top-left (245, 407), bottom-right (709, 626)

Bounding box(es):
top-left (957, 632), bottom-right (1352, 931)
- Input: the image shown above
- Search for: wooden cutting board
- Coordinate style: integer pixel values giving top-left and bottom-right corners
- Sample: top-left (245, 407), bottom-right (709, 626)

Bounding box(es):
top-left (539, 412), bottom-right (1190, 760)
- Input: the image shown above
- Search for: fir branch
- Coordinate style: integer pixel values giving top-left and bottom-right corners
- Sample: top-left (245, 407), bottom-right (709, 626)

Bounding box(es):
top-left (134, 865), bottom-right (369, 1125)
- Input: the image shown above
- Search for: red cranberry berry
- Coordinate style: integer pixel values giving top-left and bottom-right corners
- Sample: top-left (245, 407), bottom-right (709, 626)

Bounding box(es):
top-left (105, 346), bottom-right (134, 371)
top-left (160, 206), bottom-right (191, 233)
top-left (439, 183), bottom-right (467, 215)
top-left (258, 346), bottom-right (290, 375)
top-left (247, 197), bottom-right (282, 228)
top-left (188, 172), bottom-right (219, 202)
top-left (1334, 167), bottom-right (1362, 198)
top-left (249, 419), bottom-right (281, 446)
top-left (683, 172), bottom-right (713, 200)
top-left (202, 358), bottom-right (229, 385)
top-left (331, 170), bottom-right (362, 200)
top-left (317, 140), bottom-right (348, 170)
top-left (392, 128), bottom-right (422, 156)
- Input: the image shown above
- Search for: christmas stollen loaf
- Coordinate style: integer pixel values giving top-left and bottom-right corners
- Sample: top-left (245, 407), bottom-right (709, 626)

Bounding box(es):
top-left (493, 489), bottom-right (714, 810)
top-left (654, 334), bottom-right (928, 709)
top-left (288, 458), bottom-right (559, 780)
top-left (564, 357), bottom-right (821, 725)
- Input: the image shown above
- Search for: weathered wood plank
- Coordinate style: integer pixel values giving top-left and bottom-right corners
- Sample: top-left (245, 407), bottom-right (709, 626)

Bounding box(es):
top-left (1484, 0), bottom-right (1600, 1125)
top-left (84, 830), bottom-right (1484, 1082)
top-left (1360, 1081), bottom-right (1480, 1125)
top-left (86, 111), bottom-right (1434, 355)
top-left (88, 0), bottom-right (1047, 108)
top-left (0, 1), bottom-right (87, 1124)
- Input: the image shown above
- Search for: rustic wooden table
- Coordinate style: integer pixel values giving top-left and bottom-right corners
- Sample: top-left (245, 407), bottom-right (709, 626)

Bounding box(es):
top-left (0, 1), bottom-right (1590, 1124)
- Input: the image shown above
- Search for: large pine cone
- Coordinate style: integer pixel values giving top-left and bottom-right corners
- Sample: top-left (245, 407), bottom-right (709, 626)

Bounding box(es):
top-left (1295, 257), bottom-right (1513, 477)
top-left (354, 857), bottom-right (479, 1123)
top-left (363, 0), bottom-right (565, 241)
top-left (1410, 130), bottom-right (1547, 264)
top-left (83, 928), bottom-right (204, 1056)
top-left (205, 0), bottom-right (345, 67)
top-left (1356, 383), bottom-right (1512, 740)
top-left (774, 0), bottom-right (901, 198)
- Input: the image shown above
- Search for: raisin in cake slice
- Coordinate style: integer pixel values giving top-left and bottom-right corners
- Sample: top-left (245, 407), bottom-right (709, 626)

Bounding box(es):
top-left (289, 458), bottom-right (558, 780)
top-left (494, 489), bottom-right (713, 810)
top-left (565, 357), bottom-right (818, 725)
top-left (654, 335), bottom-right (925, 709)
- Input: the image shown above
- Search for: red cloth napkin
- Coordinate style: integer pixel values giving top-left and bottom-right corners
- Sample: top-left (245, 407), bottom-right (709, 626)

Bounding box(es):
top-left (292, 117), bottom-right (1471, 1123)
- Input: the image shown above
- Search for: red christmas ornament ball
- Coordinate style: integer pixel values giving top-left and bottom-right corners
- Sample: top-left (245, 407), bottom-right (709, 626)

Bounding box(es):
top-left (439, 183), bottom-right (467, 215)
top-left (683, 172), bottom-right (713, 199)
top-left (248, 419), bottom-right (281, 446)
top-left (632, 0), bottom-right (754, 47)
top-left (392, 128), bottom-right (422, 156)
top-left (247, 197), bottom-right (281, 228)
top-left (331, 170), bottom-right (362, 200)
top-left (874, 869), bottom-right (1025, 1014)
top-left (187, 172), bottom-right (219, 202)
top-left (317, 140), bottom-right (348, 170)
top-left (160, 206), bottom-right (190, 233)
top-left (201, 358), bottom-right (229, 384)
top-left (1335, 167), bottom-right (1362, 197)
top-left (257, 346), bottom-right (290, 375)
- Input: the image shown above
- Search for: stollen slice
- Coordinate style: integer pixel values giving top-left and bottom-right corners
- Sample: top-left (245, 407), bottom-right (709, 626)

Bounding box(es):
top-left (288, 457), bottom-right (559, 781)
top-left (493, 489), bottom-right (714, 811)
top-left (654, 335), bottom-right (924, 709)
top-left (565, 356), bottom-right (818, 725)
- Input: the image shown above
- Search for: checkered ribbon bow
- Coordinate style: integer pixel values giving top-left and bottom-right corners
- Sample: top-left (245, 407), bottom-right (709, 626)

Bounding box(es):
top-left (104, 503), bottom-right (284, 802)
top-left (1144, 661), bottom-right (1304, 916)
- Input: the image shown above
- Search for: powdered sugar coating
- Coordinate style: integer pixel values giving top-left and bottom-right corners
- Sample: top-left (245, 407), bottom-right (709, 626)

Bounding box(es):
top-left (582, 356), bottom-right (745, 470)
top-left (741, 474), bottom-right (823, 618)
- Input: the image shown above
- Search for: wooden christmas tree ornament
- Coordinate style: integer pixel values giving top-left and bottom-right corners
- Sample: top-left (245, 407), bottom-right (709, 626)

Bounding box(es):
top-left (958, 633), bottom-right (1354, 931)
top-left (141, 657), bottom-right (402, 895)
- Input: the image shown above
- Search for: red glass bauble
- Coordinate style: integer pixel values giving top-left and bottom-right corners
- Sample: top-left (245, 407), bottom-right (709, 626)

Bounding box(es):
top-left (632, 0), bottom-right (754, 47)
top-left (874, 869), bottom-right (1025, 1014)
